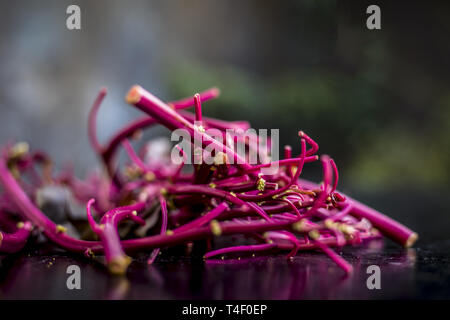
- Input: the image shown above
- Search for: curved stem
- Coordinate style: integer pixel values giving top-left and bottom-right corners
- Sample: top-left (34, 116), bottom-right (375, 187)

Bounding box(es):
top-left (86, 199), bottom-right (145, 274)
top-left (125, 85), bottom-right (251, 171)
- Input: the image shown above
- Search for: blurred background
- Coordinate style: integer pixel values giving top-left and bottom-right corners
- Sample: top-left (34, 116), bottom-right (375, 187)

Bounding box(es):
top-left (0, 0), bottom-right (448, 243)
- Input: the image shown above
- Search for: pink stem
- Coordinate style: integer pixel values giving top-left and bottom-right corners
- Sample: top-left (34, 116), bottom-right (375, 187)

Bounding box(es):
top-left (122, 139), bottom-right (148, 173)
top-left (169, 87), bottom-right (220, 109)
top-left (298, 178), bottom-right (418, 247)
top-left (312, 240), bottom-right (353, 275)
top-left (194, 93), bottom-right (202, 123)
top-left (237, 138), bottom-right (307, 201)
top-left (88, 87), bottom-right (107, 155)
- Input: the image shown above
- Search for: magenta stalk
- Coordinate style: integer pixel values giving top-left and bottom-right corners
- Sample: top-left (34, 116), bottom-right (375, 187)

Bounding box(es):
top-left (86, 199), bottom-right (146, 275)
top-left (125, 85), bottom-right (251, 170)
top-left (298, 178), bottom-right (418, 247)
top-left (89, 87), bottom-right (220, 179)
top-left (147, 194), bottom-right (168, 265)
top-left (0, 85), bottom-right (418, 277)
top-left (0, 221), bottom-right (32, 253)
top-left (204, 243), bottom-right (277, 259)
top-left (194, 93), bottom-right (203, 123)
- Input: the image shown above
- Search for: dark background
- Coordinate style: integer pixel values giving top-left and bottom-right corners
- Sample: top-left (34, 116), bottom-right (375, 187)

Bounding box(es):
top-left (0, 0), bottom-right (449, 299)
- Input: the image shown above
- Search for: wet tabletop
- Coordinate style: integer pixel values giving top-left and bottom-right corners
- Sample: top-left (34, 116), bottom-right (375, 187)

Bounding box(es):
top-left (1, 239), bottom-right (449, 299)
